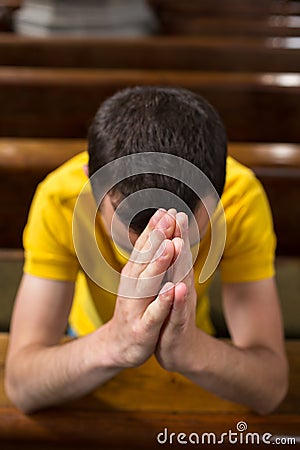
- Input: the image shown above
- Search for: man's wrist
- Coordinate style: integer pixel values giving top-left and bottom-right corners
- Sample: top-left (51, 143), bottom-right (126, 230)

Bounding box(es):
top-left (88, 323), bottom-right (124, 375)
top-left (173, 328), bottom-right (212, 377)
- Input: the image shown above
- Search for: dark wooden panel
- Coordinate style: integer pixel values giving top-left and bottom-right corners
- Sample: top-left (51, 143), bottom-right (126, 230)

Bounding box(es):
top-left (149, 0), bottom-right (300, 37)
top-left (0, 139), bottom-right (85, 248)
top-left (0, 68), bottom-right (300, 142)
top-left (229, 143), bottom-right (300, 256)
top-left (252, 168), bottom-right (300, 256)
top-left (159, 15), bottom-right (300, 37)
top-left (0, 34), bottom-right (300, 72)
top-left (148, 0), bottom-right (300, 17)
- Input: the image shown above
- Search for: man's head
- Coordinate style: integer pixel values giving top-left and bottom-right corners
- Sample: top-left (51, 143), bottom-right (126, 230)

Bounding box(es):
top-left (87, 86), bottom-right (227, 240)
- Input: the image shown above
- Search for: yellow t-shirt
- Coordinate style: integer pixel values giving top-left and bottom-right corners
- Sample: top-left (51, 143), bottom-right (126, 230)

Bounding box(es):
top-left (23, 153), bottom-right (276, 336)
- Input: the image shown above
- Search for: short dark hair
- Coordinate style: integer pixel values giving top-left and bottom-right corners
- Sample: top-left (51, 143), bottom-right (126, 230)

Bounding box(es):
top-left (88, 86), bottom-right (227, 233)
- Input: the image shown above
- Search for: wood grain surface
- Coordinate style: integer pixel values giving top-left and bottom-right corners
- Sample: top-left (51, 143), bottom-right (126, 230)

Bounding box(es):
top-left (0, 334), bottom-right (299, 449)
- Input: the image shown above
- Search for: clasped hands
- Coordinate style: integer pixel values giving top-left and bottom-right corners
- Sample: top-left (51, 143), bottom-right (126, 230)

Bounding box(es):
top-left (107, 208), bottom-right (199, 372)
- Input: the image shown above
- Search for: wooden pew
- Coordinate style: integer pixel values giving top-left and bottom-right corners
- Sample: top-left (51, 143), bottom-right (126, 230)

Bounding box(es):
top-left (0, 249), bottom-right (23, 331)
top-left (0, 138), bottom-right (299, 256)
top-left (159, 15), bottom-right (300, 37)
top-left (149, 0), bottom-right (300, 18)
top-left (230, 143), bottom-right (300, 257)
top-left (0, 34), bottom-right (300, 72)
top-left (149, 0), bottom-right (300, 37)
top-left (0, 67), bottom-right (300, 142)
top-left (0, 139), bottom-right (85, 248)
top-left (0, 333), bottom-right (299, 449)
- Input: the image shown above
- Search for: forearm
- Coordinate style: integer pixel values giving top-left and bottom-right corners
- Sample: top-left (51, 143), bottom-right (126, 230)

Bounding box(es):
top-left (180, 332), bottom-right (289, 415)
top-left (5, 324), bottom-right (121, 413)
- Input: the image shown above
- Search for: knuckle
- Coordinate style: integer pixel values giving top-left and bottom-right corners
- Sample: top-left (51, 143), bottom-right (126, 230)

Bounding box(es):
top-left (131, 322), bottom-right (142, 342)
top-left (144, 309), bottom-right (157, 329)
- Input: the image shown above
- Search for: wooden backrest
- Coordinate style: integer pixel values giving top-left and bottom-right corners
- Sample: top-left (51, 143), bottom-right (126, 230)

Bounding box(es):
top-left (0, 139), bottom-right (85, 248)
top-left (0, 139), bottom-right (299, 256)
top-left (149, 0), bottom-right (300, 37)
top-left (149, 0), bottom-right (300, 18)
top-left (229, 143), bottom-right (300, 256)
top-left (1, 68), bottom-right (300, 142)
top-left (158, 15), bottom-right (300, 37)
top-left (0, 34), bottom-right (299, 72)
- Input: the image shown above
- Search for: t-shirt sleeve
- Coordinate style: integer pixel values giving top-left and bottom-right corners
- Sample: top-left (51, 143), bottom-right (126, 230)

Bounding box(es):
top-left (220, 174), bottom-right (276, 283)
top-left (23, 181), bottom-right (80, 282)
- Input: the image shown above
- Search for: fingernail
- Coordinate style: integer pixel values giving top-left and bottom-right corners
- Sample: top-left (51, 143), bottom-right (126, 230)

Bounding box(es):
top-left (153, 209), bottom-right (165, 220)
top-left (177, 212), bottom-right (188, 232)
top-left (150, 209), bottom-right (165, 228)
top-left (168, 208), bottom-right (177, 216)
top-left (161, 282), bottom-right (174, 295)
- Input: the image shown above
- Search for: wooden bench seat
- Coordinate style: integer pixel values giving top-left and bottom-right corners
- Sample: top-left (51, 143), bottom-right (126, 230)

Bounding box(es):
top-left (0, 34), bottom-right (300, 72)
top-left (0, 138), bottom-right (299, 256)
top-left (0, 67), bottom-right (300, 142)
top-left (0, 333), bottom-right (299, 449)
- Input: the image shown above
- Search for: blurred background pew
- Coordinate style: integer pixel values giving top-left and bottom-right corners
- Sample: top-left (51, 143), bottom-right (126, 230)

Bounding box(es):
top-left (0, 67), bottom-right (299, 142)
top-left (0, 34), bottom-right (300, 72)
top-left (149, 0), bottom-right (300, 36)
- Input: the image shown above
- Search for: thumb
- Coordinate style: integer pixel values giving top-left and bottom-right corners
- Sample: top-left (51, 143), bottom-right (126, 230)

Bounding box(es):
top-left (166, 282), bottom-right (188, 329)
top-left (142, 282), bottom-right (174, 333)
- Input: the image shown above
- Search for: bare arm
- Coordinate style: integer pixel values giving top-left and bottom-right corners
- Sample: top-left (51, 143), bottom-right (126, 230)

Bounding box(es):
top-left (156, 213), bottom-right (289, 414)
top-left (5, 274), bottom-right (122, 413)
top-left (195, 279), bottom-right (288, 414)
top-left (5, 209), bottom-right (178, 413)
